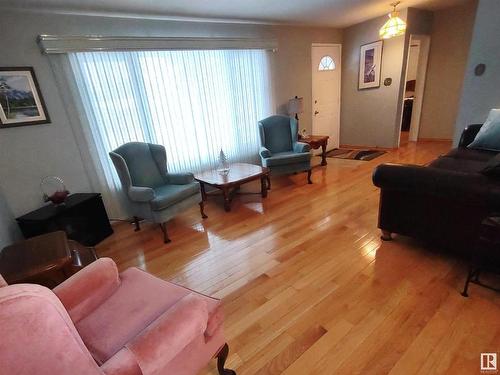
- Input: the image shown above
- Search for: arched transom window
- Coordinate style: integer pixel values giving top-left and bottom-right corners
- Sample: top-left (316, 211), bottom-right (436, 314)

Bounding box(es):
top-left (318, 55), bottom-right (335, 71)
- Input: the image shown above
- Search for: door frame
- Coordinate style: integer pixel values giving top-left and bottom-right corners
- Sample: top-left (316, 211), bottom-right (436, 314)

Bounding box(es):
top-left (311, 43), bottom-right (342, 149)
top-left (398, 34), bottom-right (431, 144)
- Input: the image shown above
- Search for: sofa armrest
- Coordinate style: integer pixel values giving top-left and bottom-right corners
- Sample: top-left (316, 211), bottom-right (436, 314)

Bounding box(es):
top-left (122, 294), bottom-right (208, 374)
top-left (54, 258), bottom-right (121, 323)
top-left (260, 146), bottom-right (271, 158)
top-left (372, 163), bottom-right (497, 204)
top-left (458, 124), bottom-right (483, 148)
top-left (167, 173), bottom-right (195, 185)
top-left (128, 186), bottom-right (155, 202)
top-left (293, 141), bottom-right (311, 153)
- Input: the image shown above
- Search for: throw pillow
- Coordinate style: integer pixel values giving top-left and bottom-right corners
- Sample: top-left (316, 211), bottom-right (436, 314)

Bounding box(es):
top-left (468, 109), bottom-right (500, 151)
top-left (482, 153), bottom-right (500, 177)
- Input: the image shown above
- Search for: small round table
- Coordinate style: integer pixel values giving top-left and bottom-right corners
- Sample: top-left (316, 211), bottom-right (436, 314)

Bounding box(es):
top-left (298, 135), bottom-right (330, 166)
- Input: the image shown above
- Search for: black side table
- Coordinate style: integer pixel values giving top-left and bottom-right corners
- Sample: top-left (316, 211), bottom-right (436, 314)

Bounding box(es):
top-left (16, 193), bottom-right (113, 246)
top-left (461, 216), bottom-right (500, 297)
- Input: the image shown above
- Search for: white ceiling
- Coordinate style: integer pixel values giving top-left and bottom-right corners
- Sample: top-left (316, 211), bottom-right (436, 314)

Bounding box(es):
top-left (0, 0), bottom-right (469, 28)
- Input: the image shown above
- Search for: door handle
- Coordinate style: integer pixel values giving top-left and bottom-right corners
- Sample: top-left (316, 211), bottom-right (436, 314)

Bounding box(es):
top-left (314, 111), bottom-right (320, 115)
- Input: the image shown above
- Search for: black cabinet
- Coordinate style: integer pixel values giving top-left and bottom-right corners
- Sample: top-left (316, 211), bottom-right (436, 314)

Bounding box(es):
top-left (16, 193), bottom-right (113, 246)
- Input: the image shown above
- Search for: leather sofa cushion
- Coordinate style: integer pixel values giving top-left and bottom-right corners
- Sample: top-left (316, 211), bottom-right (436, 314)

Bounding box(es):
top-left (482, 153), bottom-right (500, 177)
top-left (429, 156), bottom-right (486, 174)
top-left (445, 148), bottom-right (497, 162)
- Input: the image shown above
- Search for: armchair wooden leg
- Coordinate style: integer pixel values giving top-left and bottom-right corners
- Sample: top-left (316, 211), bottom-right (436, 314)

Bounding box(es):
top-left (199, 202), bottom-right (208, 219)
top-left (266, 175), bottom-right (271, 190)
top-left (133, 216), bottom-right (141, 232)
top-left (307, 169), bottom-right (313, 184)
top-left (217, 343), bottom-right (236, 375)
top-left (159, 223), bottom-right (171, 244)
top-left (380, 230), bottom-right (392, 241)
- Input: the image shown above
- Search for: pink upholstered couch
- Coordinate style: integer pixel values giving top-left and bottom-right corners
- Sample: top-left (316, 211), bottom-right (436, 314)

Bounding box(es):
top-left (0, 258), bottom-right (235, 375)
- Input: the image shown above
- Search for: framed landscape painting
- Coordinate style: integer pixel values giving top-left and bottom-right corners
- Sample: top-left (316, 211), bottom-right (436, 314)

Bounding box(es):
top-left (0, 67), bottom-right (50, 128)
top-left (358, 41), bottom-right (383, 90)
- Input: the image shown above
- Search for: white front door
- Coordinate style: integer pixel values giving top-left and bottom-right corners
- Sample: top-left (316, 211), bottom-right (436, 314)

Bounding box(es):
top-left (311, 44), bottom-right (341, 150)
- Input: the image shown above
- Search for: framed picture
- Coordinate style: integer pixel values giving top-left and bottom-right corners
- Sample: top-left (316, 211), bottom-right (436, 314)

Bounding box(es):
top-left (0, 67), bottom-right (50, 128)
top-left (358, 41), bottom-right (383, 90)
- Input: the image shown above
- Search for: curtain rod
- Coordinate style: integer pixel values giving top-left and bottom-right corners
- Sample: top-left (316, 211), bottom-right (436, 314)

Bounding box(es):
top-left (37, 35), bottom-right (278, 54)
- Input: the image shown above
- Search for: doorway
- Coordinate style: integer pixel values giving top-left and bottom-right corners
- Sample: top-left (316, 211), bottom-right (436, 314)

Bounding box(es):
top-left (399, 35), bottom-right (431, 145)
top-left (311, 43), bottom-right (341, 150)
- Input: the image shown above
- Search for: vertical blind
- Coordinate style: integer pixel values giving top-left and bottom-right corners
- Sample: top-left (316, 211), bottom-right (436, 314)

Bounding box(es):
top-left (68, 49), bottom-right (273, 218)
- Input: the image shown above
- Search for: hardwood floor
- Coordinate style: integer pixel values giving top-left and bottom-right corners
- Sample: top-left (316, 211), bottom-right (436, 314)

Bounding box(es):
top-left (97, 140), bottom-right (500, 375)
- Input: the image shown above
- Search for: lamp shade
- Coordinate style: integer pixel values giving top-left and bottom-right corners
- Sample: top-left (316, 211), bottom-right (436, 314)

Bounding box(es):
top-left (379, 11), bottom-right (406, 39)
top-left (288, 97), bottom-right (304, 115)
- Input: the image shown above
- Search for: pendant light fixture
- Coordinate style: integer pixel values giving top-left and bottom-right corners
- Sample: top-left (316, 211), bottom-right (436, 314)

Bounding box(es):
top-left (379, 1), bottom-right (407, 39)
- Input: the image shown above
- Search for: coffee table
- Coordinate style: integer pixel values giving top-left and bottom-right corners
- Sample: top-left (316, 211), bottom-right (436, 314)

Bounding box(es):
top-left (195, 163), bottom-right (270, 212)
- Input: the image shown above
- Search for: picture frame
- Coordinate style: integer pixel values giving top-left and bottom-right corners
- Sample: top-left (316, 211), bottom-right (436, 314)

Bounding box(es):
top-left (358, 41), bottom-right (383, 90)
top-left (0, 67), bottom-right (50, 128)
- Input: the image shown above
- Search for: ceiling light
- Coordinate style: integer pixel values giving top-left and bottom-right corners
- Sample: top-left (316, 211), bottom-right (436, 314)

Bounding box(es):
top-left (379, 1), bottom-right (407, 39)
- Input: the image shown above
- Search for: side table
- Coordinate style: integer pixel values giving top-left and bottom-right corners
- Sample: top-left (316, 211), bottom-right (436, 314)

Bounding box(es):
top-left (461, 215), bottom-right (500, 296)
top-left (16, 193), bottom-right (113, 246)
top-left (0, 231), bottom-right (98, 288)
top-left (299, 135), bottom-right (330, 166)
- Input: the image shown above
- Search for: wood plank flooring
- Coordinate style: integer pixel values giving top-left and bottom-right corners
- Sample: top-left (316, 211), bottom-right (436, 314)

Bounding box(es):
top-left (97, 140), bottom-right (500, 375)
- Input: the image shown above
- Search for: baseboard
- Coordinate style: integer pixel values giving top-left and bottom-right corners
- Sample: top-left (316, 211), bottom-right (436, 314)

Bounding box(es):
top-left (339, 144), bottom-right (396, 151)
top-left (417, 138), bottom-right (452, 142)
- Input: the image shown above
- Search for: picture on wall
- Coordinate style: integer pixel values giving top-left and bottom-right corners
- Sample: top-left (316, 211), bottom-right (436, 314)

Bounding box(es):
top-left (358, 41), bottom-right (383, 90)
top-left (0, 67), bottom-right (50, 128)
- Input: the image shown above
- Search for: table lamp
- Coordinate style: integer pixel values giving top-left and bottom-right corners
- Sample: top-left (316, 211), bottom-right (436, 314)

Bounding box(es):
top-left (288, 96), bottom-right (304, 122)
top-left (288, 96), bottom-right (305, 138)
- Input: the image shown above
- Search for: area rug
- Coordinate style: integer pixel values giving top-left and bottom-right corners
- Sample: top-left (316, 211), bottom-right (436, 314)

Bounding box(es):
top-left (326, 148), bottom-right (387, 161)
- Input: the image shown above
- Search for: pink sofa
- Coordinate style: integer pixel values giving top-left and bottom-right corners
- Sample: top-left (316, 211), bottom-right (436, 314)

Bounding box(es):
top-left (0, 258), bottom-right (235, 375)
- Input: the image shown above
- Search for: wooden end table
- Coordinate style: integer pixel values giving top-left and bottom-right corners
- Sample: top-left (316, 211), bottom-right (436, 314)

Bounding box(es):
top-left (299, 135), bottom-right (330, 166)
top-left (0, 231), bottom-right (98, 287)
top-left (195, 163), bottom-right (270, 212)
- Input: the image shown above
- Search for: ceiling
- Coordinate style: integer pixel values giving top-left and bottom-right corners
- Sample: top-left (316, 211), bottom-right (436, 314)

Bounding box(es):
top-left (0, 0), bottom-right (469, 28)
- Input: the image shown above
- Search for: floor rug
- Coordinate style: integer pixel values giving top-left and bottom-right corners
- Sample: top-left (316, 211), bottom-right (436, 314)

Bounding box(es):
top-left (326, 148), bottom-right (387, 161)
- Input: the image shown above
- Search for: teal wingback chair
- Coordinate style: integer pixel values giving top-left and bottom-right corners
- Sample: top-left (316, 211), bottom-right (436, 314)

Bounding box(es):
top-left (258, 115), bottom-right (312, 185)
top-left (109, 142), bottom-right (207, 243)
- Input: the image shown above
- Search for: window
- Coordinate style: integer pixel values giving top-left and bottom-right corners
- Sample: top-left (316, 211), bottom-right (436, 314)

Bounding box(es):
top-left (318, 55), bottom-right (335, 71)
top-left (69, 49), bottom-right (273, 217)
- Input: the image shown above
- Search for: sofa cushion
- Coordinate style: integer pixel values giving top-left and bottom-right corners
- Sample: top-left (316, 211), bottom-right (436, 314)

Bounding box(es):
top-left (263, 151), bottom-right (312, 167)
top-left (150, 182), bottom-right (199, 211)
top-left (445, 148), bottom-right (497, 162)
top-left (76, 268), bottom-right (221, 365)
top-left (482, 153), bottom-right (500, 178)
top-left (429, 156), bottom-right (486, 174)
top-left (468, 109), bottom-right (500, 151)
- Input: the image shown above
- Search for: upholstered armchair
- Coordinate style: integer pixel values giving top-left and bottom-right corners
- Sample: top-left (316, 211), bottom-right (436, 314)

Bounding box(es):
top-left (0, 258), bottom-right (235, 375)
top-left (258, 115), bottom-right (312, 184)
top-left (110, 142), bottom-right (206, 243)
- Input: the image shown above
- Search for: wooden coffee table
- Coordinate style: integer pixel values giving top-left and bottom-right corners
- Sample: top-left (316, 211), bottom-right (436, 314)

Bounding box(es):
top-left (195, 163), bottom-right (270, 212)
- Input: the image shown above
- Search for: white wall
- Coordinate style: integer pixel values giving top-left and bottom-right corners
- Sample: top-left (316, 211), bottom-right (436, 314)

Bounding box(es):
top-left (340, 11), bottom-right (408, 148)
top-left (454, 0), bottom-right (500, 144)
top-left (0, 9), bottom-right (341, 245)
top-left (406, 44), bottom-right (420, 83)
top-left (419, 0), bottom-right (477, 140)
top-left (0, 185), bottom-right (21, 248)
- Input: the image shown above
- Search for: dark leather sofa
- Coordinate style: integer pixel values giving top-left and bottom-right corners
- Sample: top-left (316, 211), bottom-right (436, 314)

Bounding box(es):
top-left (372, 124), bottom-right (500, 256)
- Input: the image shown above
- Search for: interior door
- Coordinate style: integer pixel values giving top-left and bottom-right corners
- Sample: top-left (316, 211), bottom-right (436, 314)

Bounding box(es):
top-left (311, 44), bottom-right (341, 150)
